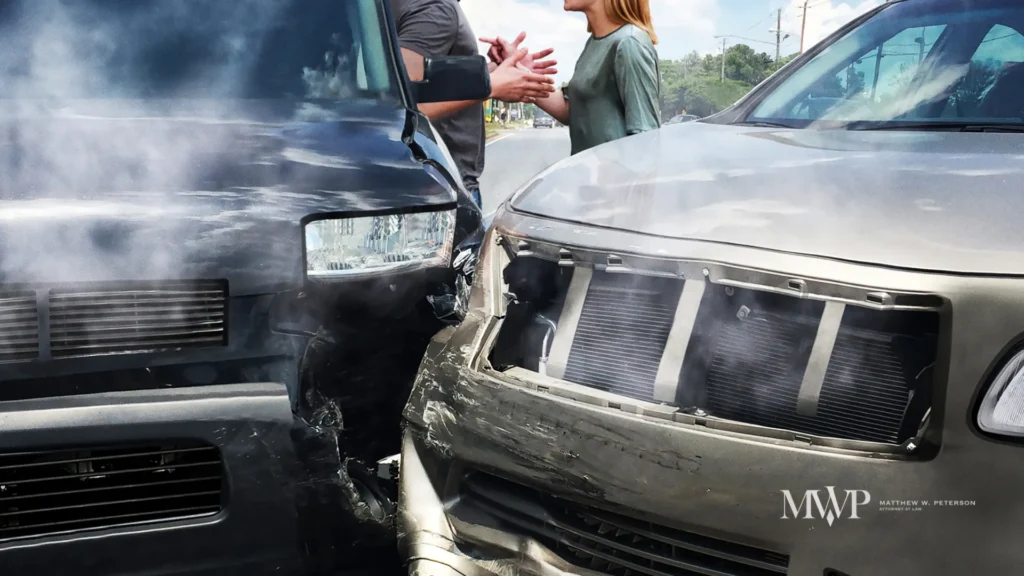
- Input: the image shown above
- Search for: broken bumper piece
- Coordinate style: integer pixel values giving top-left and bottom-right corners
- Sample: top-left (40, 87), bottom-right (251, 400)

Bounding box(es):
top-left (400, 310), bottom-right (1019, 576)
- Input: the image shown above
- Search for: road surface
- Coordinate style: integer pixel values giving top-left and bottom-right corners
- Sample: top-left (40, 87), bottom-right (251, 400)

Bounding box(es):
top-left (479, 126), bottom-right (570, 214)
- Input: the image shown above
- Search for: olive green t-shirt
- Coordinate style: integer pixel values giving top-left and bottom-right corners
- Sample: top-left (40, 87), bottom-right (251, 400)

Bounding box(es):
top-left (565, 24), bottom-right (661, 155)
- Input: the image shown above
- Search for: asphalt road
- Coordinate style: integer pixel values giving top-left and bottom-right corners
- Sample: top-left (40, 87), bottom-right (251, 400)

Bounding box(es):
top-left (479, 125), bottom-right (571, 214)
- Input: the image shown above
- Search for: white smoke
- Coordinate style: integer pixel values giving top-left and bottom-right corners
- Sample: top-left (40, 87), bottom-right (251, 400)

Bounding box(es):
top-left (0, 0), bottom-right (372, 286)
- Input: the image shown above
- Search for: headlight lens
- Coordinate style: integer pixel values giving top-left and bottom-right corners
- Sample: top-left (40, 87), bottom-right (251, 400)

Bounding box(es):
top-left (978, 349), bottom-right (1024, 436)
top-left (305, 209), bottom-right (455, 278)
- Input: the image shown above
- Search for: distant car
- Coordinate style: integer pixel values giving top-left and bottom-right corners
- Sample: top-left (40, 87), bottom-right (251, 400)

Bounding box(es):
top-left (533, 115), bottom-right (554, 128)
top-left (667, 113), bottom-right (700, 124)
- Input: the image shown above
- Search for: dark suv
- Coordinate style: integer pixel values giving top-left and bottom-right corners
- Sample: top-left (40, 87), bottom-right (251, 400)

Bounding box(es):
top-left (0, 0), bottom-right (487, 574)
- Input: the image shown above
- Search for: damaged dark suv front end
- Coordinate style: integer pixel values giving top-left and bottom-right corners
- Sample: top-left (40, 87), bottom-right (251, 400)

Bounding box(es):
top-left (0, 0), bottom-right (484, 574)
top-left (400, 1), bottom-right (1024, 574)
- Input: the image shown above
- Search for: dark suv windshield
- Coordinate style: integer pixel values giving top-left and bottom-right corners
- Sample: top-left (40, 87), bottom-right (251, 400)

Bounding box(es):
top-left (746, 0), bottom-right (1024, 128)
top-left (0, 0), bottom-right (399, 102)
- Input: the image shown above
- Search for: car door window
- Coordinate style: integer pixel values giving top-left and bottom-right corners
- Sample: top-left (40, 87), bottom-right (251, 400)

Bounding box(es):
top-left (745, 0), bottom-right (1024, 127)
top-left (943, 24), bottom-right (1024, 117)
top-left (769, 25), bottom-right (947, 121)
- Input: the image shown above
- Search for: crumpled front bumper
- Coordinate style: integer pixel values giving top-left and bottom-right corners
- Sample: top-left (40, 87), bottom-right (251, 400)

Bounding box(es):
top-left (399, 306), bottom-right (1024, 576)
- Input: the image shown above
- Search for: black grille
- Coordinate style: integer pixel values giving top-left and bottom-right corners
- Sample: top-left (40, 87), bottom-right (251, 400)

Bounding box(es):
top-left (564, 272), bottom-right (683, 401)
top-left (49, 282), bottom-right (227, 358)
top-left (460, 473), bottom-right (789, 576)
top-left (687, 286), bottom-right (938, 445)
top-left (0, 291), bottom-right (39, 363)
top-left (0, 441), bottom-right (224, 541)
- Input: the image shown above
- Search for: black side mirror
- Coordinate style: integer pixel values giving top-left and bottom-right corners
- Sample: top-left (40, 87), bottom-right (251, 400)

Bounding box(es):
top-left (412, 55), bottom-right (491, 104)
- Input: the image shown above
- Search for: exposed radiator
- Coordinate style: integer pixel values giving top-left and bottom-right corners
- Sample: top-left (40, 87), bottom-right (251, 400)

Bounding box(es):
top-left (563, 272), bottom-right (683, 402)
top-left (704, 313), bottom-right (817, 436)
top-left (692, 288), bottom-right (937, 445)
top-left (0, 442), bottom-right (225, 541)
top-left (0, 292), bottom-right (39, 363)
top-left (460, 472), bottom-right (790, 576)
top-left (49, 282), bottom-right (227, 358)
top-left (510, 266), bottom-right (940, 446)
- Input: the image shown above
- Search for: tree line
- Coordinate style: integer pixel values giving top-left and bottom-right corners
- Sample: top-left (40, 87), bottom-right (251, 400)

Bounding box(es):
top-left (659, 44), bottom-right (798, 119)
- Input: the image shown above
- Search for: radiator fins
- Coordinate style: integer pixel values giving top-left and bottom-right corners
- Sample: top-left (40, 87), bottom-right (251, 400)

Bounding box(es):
top-left (563, 272), bottom-right (683, 402)
top-left (537, 269), bottom-right (939, 446)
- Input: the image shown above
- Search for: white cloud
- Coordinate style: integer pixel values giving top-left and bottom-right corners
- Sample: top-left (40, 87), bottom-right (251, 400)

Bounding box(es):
top-left (782, 0), bottom-right (883, 54)
top-left (459, 0), bottom-right (718, 83)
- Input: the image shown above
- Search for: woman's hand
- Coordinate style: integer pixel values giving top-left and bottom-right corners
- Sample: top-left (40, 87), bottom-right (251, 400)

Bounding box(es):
top-left (489, 48), bottom-right (556, 103)
top-left (480, 32), bottom-right (558, 77)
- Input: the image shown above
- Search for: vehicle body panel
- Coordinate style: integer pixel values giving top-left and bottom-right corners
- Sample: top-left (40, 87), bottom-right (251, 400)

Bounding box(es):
top-left (0, 0), bottom-right (481, 572)
top-left (0, 384), bottom-right (334, 576)
top-left (398, 215), bottom-right (1024, 576)
top-left (0, 102), bottom-right (456, 295)
top-left (509, 122), bottom-right (1024, 276)
top-left (398, 1), bottom-right (1024, 573)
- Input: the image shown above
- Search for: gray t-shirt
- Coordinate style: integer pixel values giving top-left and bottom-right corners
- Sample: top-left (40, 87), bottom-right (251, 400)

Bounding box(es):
top-left (566, 24), bottom-right (661, 156)
top-left (391, 0), bottom-right (485, 191)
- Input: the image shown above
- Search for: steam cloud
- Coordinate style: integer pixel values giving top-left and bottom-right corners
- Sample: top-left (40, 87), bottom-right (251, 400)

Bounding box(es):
top-left (0, 0), bottom-right (371, 287)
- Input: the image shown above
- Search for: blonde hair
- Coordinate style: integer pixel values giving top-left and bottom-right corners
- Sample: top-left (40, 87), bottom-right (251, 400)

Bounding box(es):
top-left (588, 0), bottom-right (658, 45)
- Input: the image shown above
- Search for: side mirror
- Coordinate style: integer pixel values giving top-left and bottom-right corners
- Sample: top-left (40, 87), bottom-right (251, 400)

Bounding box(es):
top-left (412, 55), bottom-right (491, 104)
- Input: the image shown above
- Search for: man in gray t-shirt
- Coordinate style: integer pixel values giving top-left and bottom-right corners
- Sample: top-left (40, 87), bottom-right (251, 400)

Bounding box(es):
top-left (390, 0), bottom-right (556, 207)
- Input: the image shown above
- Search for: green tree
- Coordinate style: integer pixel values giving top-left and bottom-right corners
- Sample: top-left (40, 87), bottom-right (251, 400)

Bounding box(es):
top-left (724, 44), bottom-right (774, 85)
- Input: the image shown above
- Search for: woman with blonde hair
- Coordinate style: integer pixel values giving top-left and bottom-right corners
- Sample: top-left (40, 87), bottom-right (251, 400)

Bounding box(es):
top-left (482, 0), bottom-right (661, 155)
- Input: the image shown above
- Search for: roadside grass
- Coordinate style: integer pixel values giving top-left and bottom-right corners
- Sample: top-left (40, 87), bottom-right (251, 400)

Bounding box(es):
top-left (485, 120), bottom-right (532, 141)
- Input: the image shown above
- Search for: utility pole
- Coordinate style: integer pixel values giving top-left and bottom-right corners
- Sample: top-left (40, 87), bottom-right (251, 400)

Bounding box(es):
top-left (799, 0), bottom-right (809, 53)
top-left (775, 8), bottom-right (782, 61)
top-left (721, 37), bottom-right (727, 82)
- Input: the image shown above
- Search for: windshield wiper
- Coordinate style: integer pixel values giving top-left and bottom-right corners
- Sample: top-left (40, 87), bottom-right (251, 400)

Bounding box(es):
top-left (730, 120), bottom-right (797, 129)
top-left (845, 121), bottom-right (1024, 133)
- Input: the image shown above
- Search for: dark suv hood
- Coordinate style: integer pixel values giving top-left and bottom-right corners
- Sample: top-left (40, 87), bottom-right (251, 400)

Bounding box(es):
top-left (0, 101), bottom-right (454, 293)
top-left (509, 122), bottom-right (1024, 275)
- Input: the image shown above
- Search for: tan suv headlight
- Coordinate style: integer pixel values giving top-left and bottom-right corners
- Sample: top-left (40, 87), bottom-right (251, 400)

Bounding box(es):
top-left (978, 349), bottom-right (1024, 436)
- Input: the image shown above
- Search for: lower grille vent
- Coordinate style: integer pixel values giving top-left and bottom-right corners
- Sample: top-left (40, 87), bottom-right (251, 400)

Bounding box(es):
top-left (564, 272), bottom-right (683, 401)
top-left (0, 441), bottom-right (224, 541)
top-left (49, 282), bottom-right (227, 358)
top-left (0, 292), bottom-right (39, 363)
top-left (461, 473), bottom-right (789, 576)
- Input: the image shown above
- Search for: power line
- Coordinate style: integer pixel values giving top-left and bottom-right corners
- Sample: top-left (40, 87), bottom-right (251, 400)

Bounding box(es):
top-left (717, 34), bottom-right (779, 47)
top-left (743, 10), bottom-right (775, 34)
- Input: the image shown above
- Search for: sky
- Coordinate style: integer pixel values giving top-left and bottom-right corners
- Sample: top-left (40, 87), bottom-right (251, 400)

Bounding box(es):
top-left (460, 0), bottom-right (885, 83)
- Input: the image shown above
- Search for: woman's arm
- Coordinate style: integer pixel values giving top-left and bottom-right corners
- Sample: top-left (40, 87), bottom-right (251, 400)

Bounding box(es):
top-left (614, 36), bottom-right (662, 134)
top-left (534, 89), bottom-right (570, 125)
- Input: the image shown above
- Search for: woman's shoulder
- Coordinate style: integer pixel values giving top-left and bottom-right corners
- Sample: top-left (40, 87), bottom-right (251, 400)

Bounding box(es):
top-left (613, 24), bottom-right (655, 47)
top-left (606, 23), bottom-right (655, 54)
top-left (609, 24), bottom-right (657, 60)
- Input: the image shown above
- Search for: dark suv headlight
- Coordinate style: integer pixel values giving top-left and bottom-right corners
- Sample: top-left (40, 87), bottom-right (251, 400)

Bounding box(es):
top-left (304, 209), bottom-right (455, 279)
